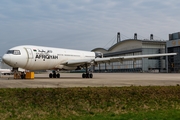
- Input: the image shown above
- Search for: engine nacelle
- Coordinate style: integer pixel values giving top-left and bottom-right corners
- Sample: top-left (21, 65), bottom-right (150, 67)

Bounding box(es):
top-left (95, 52), bottom-right (103, 58)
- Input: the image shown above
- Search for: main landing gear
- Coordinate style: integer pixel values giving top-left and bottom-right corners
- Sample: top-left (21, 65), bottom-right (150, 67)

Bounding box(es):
top-left (49, 71), bottom-right (60, 78)
top-left (82, 72), bottom-right (93, 78)
top-left (82, 64), bottom-right (93, 78)
top-left (49, 63), bottom-right (93, 79)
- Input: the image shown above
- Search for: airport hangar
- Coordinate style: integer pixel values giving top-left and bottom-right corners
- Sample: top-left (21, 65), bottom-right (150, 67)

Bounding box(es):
top-left (92, 32), bottom-right (180, 73)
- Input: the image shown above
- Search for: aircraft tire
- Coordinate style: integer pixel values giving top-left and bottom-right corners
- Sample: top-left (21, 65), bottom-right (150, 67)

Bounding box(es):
top-left (82, 73), bottom-right (86, 78)
top-left (53, 73), bottom-right (56, 78)
top-left (90, 74), bottom-right (93, 78)
top-left (49, 73), bottom-right (53, 78)
top-left (57, 73), bottom-right (60, 78)
top-left (86, 73), bottom-right (89, 78)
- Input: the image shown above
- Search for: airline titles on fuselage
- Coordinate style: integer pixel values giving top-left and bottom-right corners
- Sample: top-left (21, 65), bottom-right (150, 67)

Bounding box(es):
top-left (34, 49), bottom-right (84, 61)
top-left (35, 54), bottom-right (58, 61)
top-left (35, 49), bottom-right (58, 61)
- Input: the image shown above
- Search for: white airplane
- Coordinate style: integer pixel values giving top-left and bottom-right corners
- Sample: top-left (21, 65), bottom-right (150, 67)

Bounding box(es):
top-left (0, 68), bottom-right (25, 75)
top-left (0, 68), bottom-right (12, 75)
top-left (2, 45), bottom-right (177, 78)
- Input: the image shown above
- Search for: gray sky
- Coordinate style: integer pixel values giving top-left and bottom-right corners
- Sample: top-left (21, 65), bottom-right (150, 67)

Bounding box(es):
top-left (1, 0), bottom-right (180, 56)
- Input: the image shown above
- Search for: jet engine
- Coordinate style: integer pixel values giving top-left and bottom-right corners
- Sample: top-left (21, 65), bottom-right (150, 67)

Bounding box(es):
top-left (95, 52), bottom-right (103, 58)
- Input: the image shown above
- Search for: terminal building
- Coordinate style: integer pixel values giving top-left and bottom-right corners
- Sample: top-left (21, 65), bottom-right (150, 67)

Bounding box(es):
top-left (92, 32), bottom-right (180, 73)
top-left (167, 32), bottom-right (180, 73)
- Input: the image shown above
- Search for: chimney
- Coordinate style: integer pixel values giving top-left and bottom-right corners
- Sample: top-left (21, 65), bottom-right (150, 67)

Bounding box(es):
top-left (150, 34), bottom-right (153, 40)
top-left (117, 32), bottom-right (121, 43)
top-left (134, 33), bottom-right (137, 40)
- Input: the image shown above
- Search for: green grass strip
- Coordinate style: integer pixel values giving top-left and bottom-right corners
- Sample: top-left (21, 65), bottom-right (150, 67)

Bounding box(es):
top-left (0, 86), bottom-right (180, 119)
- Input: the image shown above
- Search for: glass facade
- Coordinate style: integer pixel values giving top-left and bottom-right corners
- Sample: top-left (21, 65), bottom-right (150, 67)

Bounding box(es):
top-left (94, 52), bottom-right (143, 72)
top-left (142, 48), bottom-right (166, 72)
top-left (168, 47), bottom-right (180, 72)
top-left (166, 33), bottom-right (180, 73)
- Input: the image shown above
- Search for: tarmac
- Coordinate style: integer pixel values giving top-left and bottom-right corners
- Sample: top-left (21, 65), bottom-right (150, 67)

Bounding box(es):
top-left (0, 73), bottom-right (180, 88)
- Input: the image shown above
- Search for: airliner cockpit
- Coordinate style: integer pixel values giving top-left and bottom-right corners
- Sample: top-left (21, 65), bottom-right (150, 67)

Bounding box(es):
top-left (6, 50), bottom-right (21, 55)
top-left (2, 47), bottom-right (27, 69)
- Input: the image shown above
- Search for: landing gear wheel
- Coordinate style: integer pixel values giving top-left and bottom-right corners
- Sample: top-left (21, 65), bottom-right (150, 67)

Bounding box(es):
top-left (82, 73), bottom-right (86, 78)
top-left (49, 71), bottom-right (61, 78)
top-left (49, 73), bottom-right (53, 78)
top-left (56, 73), bottom-right (60, 78)
top-left (53, 73), bottom-right (56, 78)
top-left (86, 73), bottom-right (89, 78)
top-left (90, 74), bottom-right (93, 78)
top-left (82, 73), bottom-right (93, 78)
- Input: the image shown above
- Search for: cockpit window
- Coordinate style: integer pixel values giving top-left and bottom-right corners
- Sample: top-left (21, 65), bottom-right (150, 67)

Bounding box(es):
top-left (6, 50), bottom-right (21, 55)
top-left (7, 50), bottom-right (13, 54)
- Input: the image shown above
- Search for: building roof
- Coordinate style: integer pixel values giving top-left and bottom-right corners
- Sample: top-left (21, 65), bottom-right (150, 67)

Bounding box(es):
top-left (92, 39), bottom-right (167, 53)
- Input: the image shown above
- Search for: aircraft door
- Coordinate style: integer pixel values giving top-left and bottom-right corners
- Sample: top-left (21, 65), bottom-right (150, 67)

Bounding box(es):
top-left (24, 48), bottom-right (35, 69)
top-left (26, 48), bottom-right (33, 59)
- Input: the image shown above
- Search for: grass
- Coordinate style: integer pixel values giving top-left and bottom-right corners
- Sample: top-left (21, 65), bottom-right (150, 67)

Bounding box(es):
top-left (0, 86), bottom-right (180, 119)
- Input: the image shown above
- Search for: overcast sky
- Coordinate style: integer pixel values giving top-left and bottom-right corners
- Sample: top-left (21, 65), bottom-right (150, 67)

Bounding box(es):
top-left (0, 0), bottom-right (180, 56)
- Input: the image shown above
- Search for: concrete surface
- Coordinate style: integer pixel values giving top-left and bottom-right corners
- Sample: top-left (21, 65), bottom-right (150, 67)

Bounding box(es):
top-left (0, 73), bottom-right (180, 88)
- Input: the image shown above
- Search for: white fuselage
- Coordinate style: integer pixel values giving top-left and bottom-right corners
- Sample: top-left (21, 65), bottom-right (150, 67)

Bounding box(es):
top-left (2, 45), bottom-right (95, 70)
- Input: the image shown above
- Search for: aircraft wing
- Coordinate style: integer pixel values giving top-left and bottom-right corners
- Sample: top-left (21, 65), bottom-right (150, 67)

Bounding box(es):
top-left (62, 53), bottom-right (177, 67)
top-left (95, 53), bottom-right (177, 63)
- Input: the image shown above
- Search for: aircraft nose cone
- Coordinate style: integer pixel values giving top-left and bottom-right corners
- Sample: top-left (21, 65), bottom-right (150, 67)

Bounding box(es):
top-left (2, 54), bottom-right (11, 64)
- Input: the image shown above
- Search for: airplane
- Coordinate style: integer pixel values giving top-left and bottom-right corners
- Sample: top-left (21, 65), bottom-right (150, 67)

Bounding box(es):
top-left (0, 68), bottom-right (12, 75)
top-left (2, 45), bottom-right (177, 79)
top-left (0, 68), bottom-right (25, 75)
top-left (0, 58), bottom-right (13, 75)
